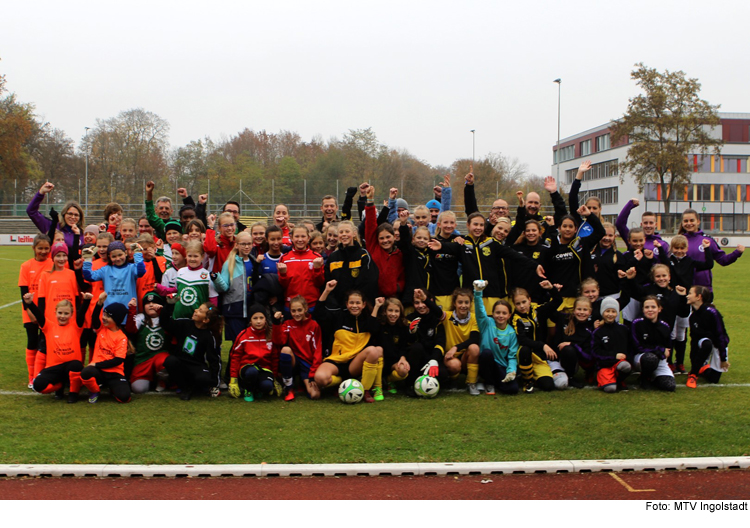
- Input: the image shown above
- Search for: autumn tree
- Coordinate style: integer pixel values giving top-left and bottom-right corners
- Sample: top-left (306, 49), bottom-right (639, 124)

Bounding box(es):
top-left (85, 108), bottom-right (170, 205)
top-left (610, 63), bottom-right (722, 231)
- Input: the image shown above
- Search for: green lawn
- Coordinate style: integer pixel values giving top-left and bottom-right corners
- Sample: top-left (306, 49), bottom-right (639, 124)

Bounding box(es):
top-left (0, 246), bottom-right (748, 464)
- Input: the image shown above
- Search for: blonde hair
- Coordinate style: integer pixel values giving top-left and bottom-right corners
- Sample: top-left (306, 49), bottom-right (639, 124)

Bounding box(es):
top-left (435, 210), bottom-right (456, 239)
top-left (337, 220), bottom-right (360, 245)
top-left (601, 222), bottom-right (618, 251)
top-left (185, 240), bottom-right (204, 256)
top-left (565, 297), bottom-right (592, 336)
top-left (670, 234), bottom-right (688, 249)
top-left (226, 231), bottom-right (252, 279)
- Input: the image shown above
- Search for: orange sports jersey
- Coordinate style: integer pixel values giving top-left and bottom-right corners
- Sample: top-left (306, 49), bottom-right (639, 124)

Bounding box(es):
top-left (91, 327), bottom-right (129, 376)
top-left (40, 320), bottom-right (84, 368)
top-left (18, 258), bottom-right (53, 324)
top-left (84, 259), bottom-right (107, 328)
top-left (137, 256), bottom-right (166, 310)
top-left (37, 269), bottom-right (79, 323)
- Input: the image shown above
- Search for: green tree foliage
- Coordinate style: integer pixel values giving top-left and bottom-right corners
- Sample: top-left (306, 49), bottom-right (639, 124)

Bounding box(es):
top-left (610, 63), bottom-right (722, 230)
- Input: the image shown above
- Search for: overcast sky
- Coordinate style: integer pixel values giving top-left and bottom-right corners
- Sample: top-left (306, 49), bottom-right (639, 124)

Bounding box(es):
top-left (3, 0), bottom-right (749, 179)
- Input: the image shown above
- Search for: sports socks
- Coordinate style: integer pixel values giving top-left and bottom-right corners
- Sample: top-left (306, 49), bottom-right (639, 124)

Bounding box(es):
top-left (25, 349), bottom-right (37, 383)
top-left (361, 361), bottom-right (378, 390)
top-left (466, 363), bottom-right (479, 384)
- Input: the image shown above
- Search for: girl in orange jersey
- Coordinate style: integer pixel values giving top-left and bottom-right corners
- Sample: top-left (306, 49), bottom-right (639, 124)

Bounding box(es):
top-left (22, 292), bottom-right (93, 403)
top-left (36, 242), bottom-right (82, 377)
top-left (80, 293), bottom-right (132, 404)
top-left (18, 234), bottom-right (53, 387)
top-left (81, 232), bottom-right (113, 362)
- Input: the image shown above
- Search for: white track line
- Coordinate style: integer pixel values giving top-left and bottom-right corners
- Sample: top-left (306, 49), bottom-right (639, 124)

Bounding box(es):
top-left (0, 300), bottom-right (21, 310)
top-left (0, 457), bottom-right (748, 477)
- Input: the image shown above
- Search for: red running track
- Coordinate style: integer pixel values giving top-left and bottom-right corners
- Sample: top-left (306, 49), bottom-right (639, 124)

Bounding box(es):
top-left (1, 469), bottom-right (749, 499)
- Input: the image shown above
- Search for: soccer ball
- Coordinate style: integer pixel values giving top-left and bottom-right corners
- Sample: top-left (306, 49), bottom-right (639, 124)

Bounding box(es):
top-left (338, 379), bottom-right (364, 404)
top-left (414, 375), bottom-right (440, 398)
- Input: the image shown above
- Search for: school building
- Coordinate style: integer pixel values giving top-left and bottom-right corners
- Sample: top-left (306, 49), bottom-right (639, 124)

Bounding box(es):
top-left (551, 113), bottom-right (750, 235)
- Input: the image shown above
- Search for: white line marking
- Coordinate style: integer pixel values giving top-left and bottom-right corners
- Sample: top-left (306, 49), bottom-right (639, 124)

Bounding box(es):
top-left (0, 300), bottom-right (21, 310)
top-left (0, 258), bottom-right (26, 262)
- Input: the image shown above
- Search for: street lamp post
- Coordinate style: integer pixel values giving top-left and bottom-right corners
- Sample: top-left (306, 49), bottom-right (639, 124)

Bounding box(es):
top-left (84, 127), bottom-right (90, 216)
top-left (470, 129), bottom-right (475, 163)
top-left (553, 79), bottom-right (562, 184)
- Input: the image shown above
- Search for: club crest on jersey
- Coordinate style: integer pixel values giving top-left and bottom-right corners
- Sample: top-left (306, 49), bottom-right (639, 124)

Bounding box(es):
top-left (351, 268), bottom-right (359, 278)
top-left (308, 262), bottom-right (313, 270)
top-left (266, 342), bottom-right (273, 350)
top-left (200, 272), bottom-right (208, 279)
top-left (146, 333), bottom-right (165, 351)
top-left (602, 336), bottom-right (609, 344)
top-left (482, 247), bottom-right (491, 256)
top-left (180, 287), bottom-right (197, 305)
top-left (533, 251), bottom-right (540, 259)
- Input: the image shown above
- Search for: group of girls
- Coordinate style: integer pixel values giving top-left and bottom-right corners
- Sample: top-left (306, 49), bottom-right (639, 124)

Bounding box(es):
top-left (18, 167), bottom-right (742, 403)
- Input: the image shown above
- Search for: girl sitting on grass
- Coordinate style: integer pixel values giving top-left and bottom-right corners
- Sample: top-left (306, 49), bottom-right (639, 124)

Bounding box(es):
top-left (473, 280), bottom-right (519, 396)
top-left (229, 304), bottom-right (279, 402)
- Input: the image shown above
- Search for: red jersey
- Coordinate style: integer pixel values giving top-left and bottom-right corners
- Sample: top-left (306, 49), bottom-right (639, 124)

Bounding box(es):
top-left (365, 204), bottom-right (404, 297)
top-left (37, 269), bottom-right (79, 323)
top-left (278, 248), bottom-right (325, 308)
top-left (18, 257), bottom-right (53, 324)
top-left (272, 317), bottom-right (323, 378)
top-left (40, 320), bottom-right (84, 367)
top-left (91, 327), bottom-right (129, 376)
top-left (230, 326), bottom-right (277, 377)
top-left (203, 230), bottom-right (235, 273)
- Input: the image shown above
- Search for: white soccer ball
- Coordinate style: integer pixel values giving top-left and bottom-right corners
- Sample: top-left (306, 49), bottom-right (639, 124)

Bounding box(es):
top-left (414, 375), bottom-right (440, 398)
top-left (338, 379), bottom-right (364, 404)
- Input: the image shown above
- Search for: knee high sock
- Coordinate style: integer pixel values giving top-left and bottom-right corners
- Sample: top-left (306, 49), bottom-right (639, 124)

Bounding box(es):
top-left (33, 351), bottom-right (47, 378)
top-left (517, 347), bottom-right (533, 380)
top-left (361, 361), bottom-right (378, 390)
top-left (25, 349), bottom-right (37, 382)
top-left (279, 353), bottom-right (294, 386)
top-left (673, 339), bottom-right (687, 365)
top-left (466, 363), bottom-right (479, 384)
top-left (39, 382), bottom-right (63, 394)
top-left (326, 375), bottom-right (343, 389)
top-left (81, 377), bottom-right (101, 394)
top-left (389, 369), bottom-right (407, 382)
top-left (69, 371), bottom-right (82, 393)
top-left (372, 357), bottom-right (383, 389)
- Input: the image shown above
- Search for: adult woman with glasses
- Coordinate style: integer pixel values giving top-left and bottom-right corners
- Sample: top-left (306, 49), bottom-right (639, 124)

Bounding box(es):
top-left (27, 182), bottom-right (85, 250)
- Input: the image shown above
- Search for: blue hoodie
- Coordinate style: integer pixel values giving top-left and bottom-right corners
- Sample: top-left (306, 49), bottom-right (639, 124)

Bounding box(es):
top-left (84, 252), bottom-right (146, 309)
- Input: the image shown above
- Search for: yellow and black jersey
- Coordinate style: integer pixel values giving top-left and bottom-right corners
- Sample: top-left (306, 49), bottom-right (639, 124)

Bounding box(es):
top-left (313, 299), bottom-right (380, 363)
top-left (511, 295), bottom-right (562, 352)
top-left (439, 310), bottom-right (480, 356)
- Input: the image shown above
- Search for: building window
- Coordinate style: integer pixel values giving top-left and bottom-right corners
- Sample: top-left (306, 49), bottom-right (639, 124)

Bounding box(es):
top-left (564, 159), bottom-right (619, 184)
top-left (596, 134), bottom-right (610, 152)
top-left (580, 139), bottom-right (591, 156)
top-left (580, 186), bottom-right (619, 205)
top-left (555, 145), bottom-right (575, 164)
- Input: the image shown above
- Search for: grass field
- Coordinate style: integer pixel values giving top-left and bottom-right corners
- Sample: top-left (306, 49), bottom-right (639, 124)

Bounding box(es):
top-left (0, 246), bottom-right (748, 465)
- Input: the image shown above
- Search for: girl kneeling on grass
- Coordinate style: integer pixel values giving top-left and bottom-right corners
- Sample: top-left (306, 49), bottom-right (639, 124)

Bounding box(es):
top-left (80, 293), bottom-right (132, 404)
top-left (22, 293), bottom-right (93, 403)
top-left (510, 283), bottom-right (564, 393)
top-left (554, 297), bottom-right (596, 388)
top-left (313, 280), bottom-right (384, 403)
top-left (125, 292), bottom-right (170, 394)
top-left (273, 296), bottom-right (323, 401)
top-left (685, 286), bottom-right (730, 388)
top-left (373, 297), bottom-right (410, 394)
top-left (161, 299), bottom-right (223, 401)
top-left (439, 288), bottom-right (481, 393)
top-left (473, 280), bottom-right (519, 396)
top-left (591, 298), bottom-right (632, 393)
top-left (631, 296), bottom-right (676, 392)
top-left (229, 305), bottom-right (279, 402)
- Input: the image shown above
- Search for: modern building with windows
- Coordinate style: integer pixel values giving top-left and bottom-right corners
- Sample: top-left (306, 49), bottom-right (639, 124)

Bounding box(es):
top-left (552, 113), bottom-right (750, 234)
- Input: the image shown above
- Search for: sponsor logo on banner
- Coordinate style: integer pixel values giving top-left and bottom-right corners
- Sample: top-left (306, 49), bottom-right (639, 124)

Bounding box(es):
top-left (1, 235), bottom-right (37, 245)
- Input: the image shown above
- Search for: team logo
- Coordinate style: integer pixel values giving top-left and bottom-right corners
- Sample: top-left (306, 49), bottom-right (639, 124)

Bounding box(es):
top-left (200, 272), bottom-right (208, 279)
top-left (482, 247), bottom-right (491, 256)
top-left (306, 334), bottom-right (312, 342)
top-left (180, 287), bottom-right (197, 305)
top-left (308, 262), bottom-right (313, 270)
top-left (532, 251), bottom-right (540, 259)
top-left (351, 268), bottom-right (360, 278)
top-left (146, 333), bottom-right (165, 351)
top-left (602, 336), bottom-right (609, 344)
top-left (183, 336), bottom-right (197, 356)
top-left (266, 342), bottom-right (273, 350)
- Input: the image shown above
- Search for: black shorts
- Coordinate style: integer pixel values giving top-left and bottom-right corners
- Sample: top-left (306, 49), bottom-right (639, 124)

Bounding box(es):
top-left (323, 358), bottom-right (351, 380)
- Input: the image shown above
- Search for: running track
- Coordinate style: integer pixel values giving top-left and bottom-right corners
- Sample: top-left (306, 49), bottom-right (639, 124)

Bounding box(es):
top-left (2, 470), bottom-right (749, 499)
